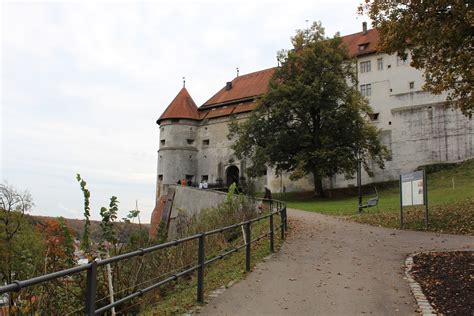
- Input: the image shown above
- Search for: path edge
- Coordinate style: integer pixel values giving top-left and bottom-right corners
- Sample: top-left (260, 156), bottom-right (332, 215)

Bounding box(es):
top-left (405, 252), bottom-right (438, 316)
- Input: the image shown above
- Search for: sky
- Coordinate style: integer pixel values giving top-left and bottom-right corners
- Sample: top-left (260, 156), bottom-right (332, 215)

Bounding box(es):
top-left (1, 0), bottom-right (369, 223)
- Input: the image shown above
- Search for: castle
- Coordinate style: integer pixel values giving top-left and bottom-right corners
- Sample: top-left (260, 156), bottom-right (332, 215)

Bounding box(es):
top-left (150, 24), bottom-right (473, 230)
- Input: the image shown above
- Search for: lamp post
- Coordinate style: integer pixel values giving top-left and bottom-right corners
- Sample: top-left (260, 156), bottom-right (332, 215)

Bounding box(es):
top-left (357, 153), bottom-right (362, 213)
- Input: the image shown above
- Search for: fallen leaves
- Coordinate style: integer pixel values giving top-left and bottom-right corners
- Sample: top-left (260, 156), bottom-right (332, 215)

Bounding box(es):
top-left (411, 251), bottom-right (473, 315)
top-left (351, 198), bottom-right (474, 235)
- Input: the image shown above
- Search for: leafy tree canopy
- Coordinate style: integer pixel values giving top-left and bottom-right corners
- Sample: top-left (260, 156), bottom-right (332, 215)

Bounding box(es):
top-left (359, 0), bottom-right (473, 117)
top-left (228, 22), bottom-right (390, 196)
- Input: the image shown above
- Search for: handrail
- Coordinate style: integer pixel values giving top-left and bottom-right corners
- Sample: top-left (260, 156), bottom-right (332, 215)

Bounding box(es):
top-left (0, 199), bottom-right (288, 315)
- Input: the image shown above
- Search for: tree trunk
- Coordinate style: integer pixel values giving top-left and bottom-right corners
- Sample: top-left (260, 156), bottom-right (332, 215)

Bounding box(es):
top-left (312, 173), bottom-right (325, 197)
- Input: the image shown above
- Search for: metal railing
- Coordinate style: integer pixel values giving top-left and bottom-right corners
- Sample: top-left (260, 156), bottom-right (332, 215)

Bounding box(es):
top-left (0, 200), bottom-right (288, 315)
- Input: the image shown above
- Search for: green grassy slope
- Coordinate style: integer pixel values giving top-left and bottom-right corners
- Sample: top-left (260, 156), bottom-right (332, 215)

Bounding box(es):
top-left (282, 160), bottom-right (474, 234)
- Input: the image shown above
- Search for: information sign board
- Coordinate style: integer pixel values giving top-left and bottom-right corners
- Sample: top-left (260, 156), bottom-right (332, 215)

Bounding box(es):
top-left (401, 171), bottom-right (424, 206)
top-left (399, 170), bottom-right (428, 229)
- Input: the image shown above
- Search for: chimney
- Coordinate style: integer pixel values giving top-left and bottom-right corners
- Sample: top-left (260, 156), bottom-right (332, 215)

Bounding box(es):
top-left (362, 22), bottom-right (368, 35)
top-left (226, 82), bottom-right (232, 91)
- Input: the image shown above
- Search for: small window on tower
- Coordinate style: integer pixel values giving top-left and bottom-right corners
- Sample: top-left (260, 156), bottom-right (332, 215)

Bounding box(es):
top-left (161, 139), bottom-right (165, 146)
top-left (409, 81), bottom-right (415, 89)
top-left (158, 175), bottom-right (163, 181)
top-left (201, 175), bottom-right (209, 182)
top-left (203, 139), bottom-right (210, 146)
top-left (187, 139), bottom-right (194, 145)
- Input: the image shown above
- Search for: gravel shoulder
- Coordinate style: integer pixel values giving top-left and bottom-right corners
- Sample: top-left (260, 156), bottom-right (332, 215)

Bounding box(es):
top-left (200, 208), bottom-right (474, 316)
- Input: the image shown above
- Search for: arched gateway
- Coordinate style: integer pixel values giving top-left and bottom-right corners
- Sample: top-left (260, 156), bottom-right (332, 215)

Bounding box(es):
top-left (226, 165), bottom-right (239, 187)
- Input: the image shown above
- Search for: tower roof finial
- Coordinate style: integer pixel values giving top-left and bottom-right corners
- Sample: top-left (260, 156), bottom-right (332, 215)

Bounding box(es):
top-left (236, 67), bottom-right (239, 77)
top-left (182, 76), bottom-right (186, 88)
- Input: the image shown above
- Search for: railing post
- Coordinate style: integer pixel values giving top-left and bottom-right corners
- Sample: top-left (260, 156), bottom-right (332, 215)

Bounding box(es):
top-left (284, 206), bottom-right (288, 231)
top-left (85, 260), bottom-right (97, 316)
top-left (197, 233), bottom-right (205, 303)
top-left (269, 213), bottom-right (274, 253)
top-left (245, 222), bottom-right (251, 272)
top-left (280, 209), bottom-right (285, 240)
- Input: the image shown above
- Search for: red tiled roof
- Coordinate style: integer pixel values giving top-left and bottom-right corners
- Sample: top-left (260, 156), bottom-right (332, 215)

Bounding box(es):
top-left (158, 87), bottom-right (199, 123)
top-left (201, 68), bottom-right (275, 108)
top-left (158, 29), bottom-right (380, 123)
top-left (340, 28), bottom-right (380, 57)
top-left (199, 100), bottom-right (258, 120)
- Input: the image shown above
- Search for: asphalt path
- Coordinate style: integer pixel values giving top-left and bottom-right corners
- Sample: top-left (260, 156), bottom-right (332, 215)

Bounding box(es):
top-left (200, 208), bottom-right (473, 315)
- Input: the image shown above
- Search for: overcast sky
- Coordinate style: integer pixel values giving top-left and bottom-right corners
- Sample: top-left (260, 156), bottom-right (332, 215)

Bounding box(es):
top-left (1, 0), bottom-right (368, 223)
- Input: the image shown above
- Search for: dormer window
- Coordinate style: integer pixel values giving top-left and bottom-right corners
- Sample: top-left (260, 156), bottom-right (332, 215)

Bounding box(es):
top-left (359, 43), bottom-right (369, 51)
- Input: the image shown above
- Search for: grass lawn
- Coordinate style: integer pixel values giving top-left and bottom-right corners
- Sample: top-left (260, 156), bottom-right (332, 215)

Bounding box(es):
top-left (281, 160), bottom-right (474, 234)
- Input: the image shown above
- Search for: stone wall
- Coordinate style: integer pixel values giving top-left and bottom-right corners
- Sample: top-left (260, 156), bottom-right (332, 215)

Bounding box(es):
top-left (168, 185), bottom-right (228, 220)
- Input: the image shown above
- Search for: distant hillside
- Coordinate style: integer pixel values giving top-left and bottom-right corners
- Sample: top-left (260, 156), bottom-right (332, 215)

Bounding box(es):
top-left (27, 214), bottom-right (150, 242)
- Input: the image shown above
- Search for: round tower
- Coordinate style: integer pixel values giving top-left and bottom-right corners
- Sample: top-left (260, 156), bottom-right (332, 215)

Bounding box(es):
top-left (156, 86), bottom-right (200, 193)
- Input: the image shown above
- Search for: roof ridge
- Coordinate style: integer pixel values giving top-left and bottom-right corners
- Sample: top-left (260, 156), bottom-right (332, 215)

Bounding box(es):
top-left (341, 27), bottom-right (377, 38)
top-left (234, 67), bottom-right (276, 79)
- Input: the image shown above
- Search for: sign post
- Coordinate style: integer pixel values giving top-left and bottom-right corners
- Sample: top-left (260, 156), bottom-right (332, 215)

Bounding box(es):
top-left (399, 170), bottom-right (428, 229)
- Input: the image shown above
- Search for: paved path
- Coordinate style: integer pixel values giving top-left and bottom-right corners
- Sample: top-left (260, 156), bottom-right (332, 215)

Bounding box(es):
top-left (200, 209), bottom-right (473, 315)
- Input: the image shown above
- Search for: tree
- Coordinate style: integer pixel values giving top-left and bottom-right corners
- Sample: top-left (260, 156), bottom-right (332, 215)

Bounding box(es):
top-left (0, 182), bottom-right (44, 312)
top-left (76, 174), bottom-right (91, 252)
top-left (39, 217), bottom-right (75, 272)
top-left (0, 182), bottom-right (38, 284)
top-left (99, 196), bottom-right (119, 245)
top-left (228, 22), bottom-right (390, 197)
top-left (359, 0), bottom-right (473, 117)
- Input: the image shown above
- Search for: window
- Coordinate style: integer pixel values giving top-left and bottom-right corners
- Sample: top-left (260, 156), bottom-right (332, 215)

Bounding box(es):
top-left (359, 43), bottom-right (369, 51)
top-left (187, 139), bottom-right (194, 145)
top-left (161, 127), bottom-right (164, 132)
top-left (409, 81), bottom-right (415, 89)
top-left (202, 139), bottom-right (210, 146)
top-left (360, 84), bottom-right (372, 96)
top-left (368, 113), bottom-right (379, 121)
top-left (377, 58), bottom-right (383, 70)
top-left (201, 175), bottom-right (208, 182)
top-left (360, 61), bottom-right (371, 73)
top-left (158, 175), bottom-right (163, 181)
top-left (160, 139), bottom-right (165, 146)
